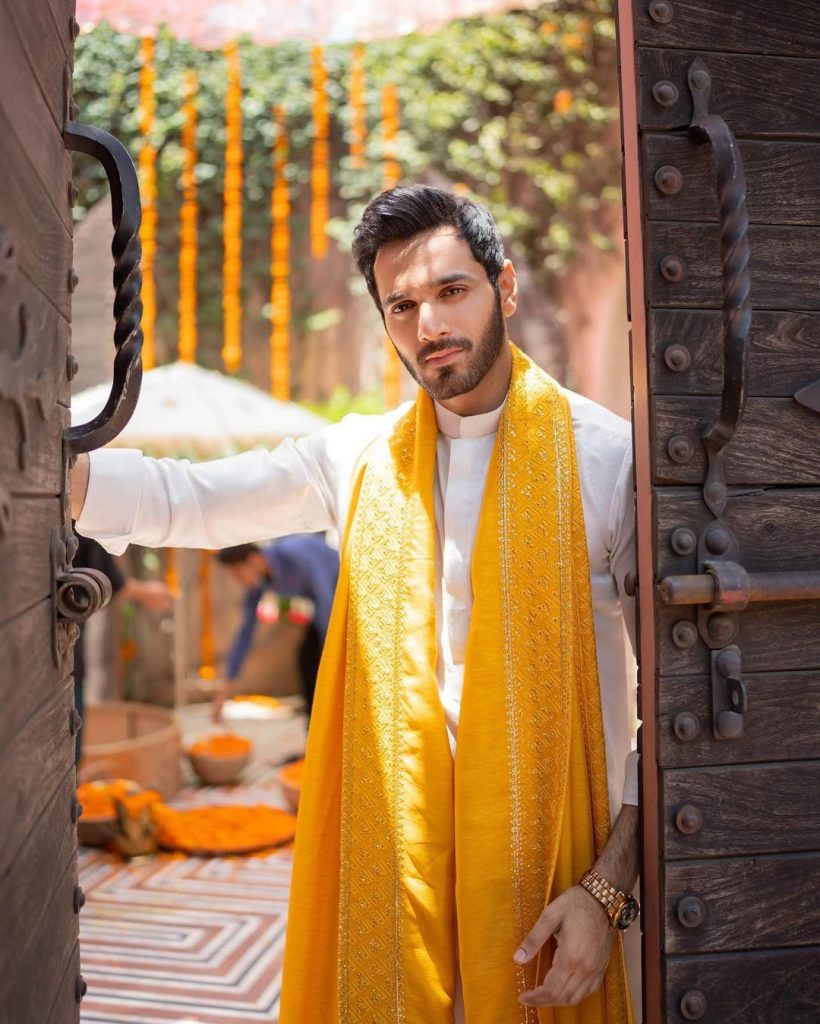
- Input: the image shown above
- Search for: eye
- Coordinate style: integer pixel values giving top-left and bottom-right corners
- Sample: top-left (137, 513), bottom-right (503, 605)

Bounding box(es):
top-left (390, 301), bottom-right (413, 315)
top-left (442, 286), bottom-right (466, 298)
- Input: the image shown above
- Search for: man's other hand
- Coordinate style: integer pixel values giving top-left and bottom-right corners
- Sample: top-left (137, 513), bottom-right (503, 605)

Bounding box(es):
top-left (514, 884), bottom-right (614, 1008)
top-left (212, 682), bottom-right (238, 723)
top-left (70, 452), bottom-right (90, 520)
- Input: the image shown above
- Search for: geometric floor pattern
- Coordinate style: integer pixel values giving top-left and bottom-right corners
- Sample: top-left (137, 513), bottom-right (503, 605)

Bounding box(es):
top-left (79, 706), bottom-right (305, 1024)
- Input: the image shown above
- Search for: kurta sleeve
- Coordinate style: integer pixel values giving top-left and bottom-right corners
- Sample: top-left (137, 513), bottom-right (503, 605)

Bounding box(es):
top-left (77, 434), bottom-right (338, 555)
top-left (607, 442), bottom-right (639, 807)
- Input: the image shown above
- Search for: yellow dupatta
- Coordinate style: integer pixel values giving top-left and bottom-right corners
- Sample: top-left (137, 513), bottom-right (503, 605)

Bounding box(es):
top-left (280, 346), bottom-right (632, 1024)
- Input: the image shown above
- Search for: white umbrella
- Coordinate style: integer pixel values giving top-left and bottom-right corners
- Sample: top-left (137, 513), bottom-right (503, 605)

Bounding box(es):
top-left (71, 360), bottom-right (328, 459)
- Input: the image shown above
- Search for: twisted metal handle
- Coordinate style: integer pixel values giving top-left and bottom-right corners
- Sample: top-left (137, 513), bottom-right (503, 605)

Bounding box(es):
top-left (63, 122), bottom-right (143, 454)
top-left (687, 59), bottom-right (752, 516)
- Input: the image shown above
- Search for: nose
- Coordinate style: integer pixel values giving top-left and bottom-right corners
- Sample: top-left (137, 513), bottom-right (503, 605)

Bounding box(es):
top-left (417, 301), bottom-right (450, 343)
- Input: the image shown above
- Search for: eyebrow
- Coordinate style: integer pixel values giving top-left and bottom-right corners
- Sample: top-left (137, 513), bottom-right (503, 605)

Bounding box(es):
top-left (383, 272), bottom-right (480, 308)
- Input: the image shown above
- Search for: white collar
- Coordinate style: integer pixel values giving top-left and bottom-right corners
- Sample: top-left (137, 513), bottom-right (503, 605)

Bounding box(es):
top-left (434, 396), bottom-right (506, 440)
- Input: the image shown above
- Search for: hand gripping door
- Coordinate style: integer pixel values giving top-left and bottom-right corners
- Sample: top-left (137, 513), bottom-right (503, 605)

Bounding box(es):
top-left (658, 59), bottom-right (820, 741)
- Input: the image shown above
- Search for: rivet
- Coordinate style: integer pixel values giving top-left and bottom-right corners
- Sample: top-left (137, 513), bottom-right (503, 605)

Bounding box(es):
top-left (75, 975), bottom-right (88, 1003)
top-left (672, 621), bottom-right (698, 649)
top-left (74, 886), bottom-right (86, 913)
top-left (667, 435), bottom-right (694, 464)
top-left (664, 343), bottom-right (691, 372)
top-left (677, 895), bottom-right (706, 929)
top-left (67, 354), bottom-right (79, 381)
top-left (648, 0), bottom-right (674, 24)
top-left (670, 527), bottom-right (697, 556)
top-left (705, 526), bottom-right (732, 555)
top-left (661, 254), bottom-right (687, 282)
top-left (652, 80), bottom-right (679, 107)
top-left (654, 164), bottom-right (683, 195)
top-left (0, 226), bottom-right (17, 285)
top-left (717, 709), bottom-right (744, 738)
top-left (707, 612), bottom-right (736, 645)
top-left (680, 989), bottom-right (708, 1021)
top-left (68, 269), bottom-right (79, 293)
top-left (716, 646), bottom-right (741, 679)
top-left (673, 711), bottom-right (700, 741)
top-left (691, 68), bottom-right (710, 91)
top-left (675, 804), bottom-right (703, 835)
top-left (71, 796), bottom-right (83, 823)
top-left (623, 571), bottom-right (637, 597)
top-left (69, 15), bottom-right (81, 41)
top-left (69, 708), bottom-right (83, 736)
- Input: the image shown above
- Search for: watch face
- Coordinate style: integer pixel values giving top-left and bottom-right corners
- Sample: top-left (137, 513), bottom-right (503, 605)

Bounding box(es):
top-left (615, 897), bottom-right (639, 931)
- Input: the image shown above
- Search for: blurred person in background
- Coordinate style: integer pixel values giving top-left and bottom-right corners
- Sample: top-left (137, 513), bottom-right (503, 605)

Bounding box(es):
top-left (212, 535), bottom-right (339, 721)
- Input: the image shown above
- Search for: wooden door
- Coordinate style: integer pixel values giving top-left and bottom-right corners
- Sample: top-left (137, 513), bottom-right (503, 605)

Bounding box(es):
top-left (617, 3), bottom-right (820, 1022)
top-left (0, 2), bottom-right (143, 1019)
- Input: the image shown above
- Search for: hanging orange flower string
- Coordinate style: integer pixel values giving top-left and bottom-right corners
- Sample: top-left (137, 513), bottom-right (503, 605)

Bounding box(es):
top-left (310, 44), bottom-right (330, 259)
top-left (222, 41), bottom-right (243, 374)
top-left (382, 83), bottom-right (403, 408)
top-left (269, 105), bottom-right (291, 400)
top-left (198, 550), bottom-right (216, 681)
top-left (178, 70), bottom-right (198, 364)
top-left (138, 36), bottom-right (157, 370)
top-left (349, 43), bottom-right (366, 170)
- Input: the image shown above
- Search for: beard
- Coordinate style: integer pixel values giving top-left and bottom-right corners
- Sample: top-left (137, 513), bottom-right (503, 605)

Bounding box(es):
top-left (393, 297), bottom-right (506, 402)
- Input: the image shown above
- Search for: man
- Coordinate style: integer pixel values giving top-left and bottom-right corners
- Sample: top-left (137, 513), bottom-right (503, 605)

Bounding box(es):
top-left (213, 537), bottom-right (339, 718)
top-left (73, 185), bottom-right (639, 1024)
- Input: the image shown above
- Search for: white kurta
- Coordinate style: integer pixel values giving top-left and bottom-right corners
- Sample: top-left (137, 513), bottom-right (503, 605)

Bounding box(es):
top-left (77, 386), bottom-right (639, 812)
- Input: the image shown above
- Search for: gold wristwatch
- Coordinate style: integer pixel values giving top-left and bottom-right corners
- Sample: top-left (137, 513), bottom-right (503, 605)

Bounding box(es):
top-left (579, 868), bottom-right (639, 931)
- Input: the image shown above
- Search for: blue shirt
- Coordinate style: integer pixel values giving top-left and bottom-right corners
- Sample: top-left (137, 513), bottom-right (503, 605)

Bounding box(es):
top-left (225, 535), bottom-right (339, 680)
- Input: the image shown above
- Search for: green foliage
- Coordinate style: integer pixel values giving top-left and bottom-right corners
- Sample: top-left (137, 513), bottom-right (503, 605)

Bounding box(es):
top-left (304, 385), bottom-right (386, 422)
top-left (71, 1), bottom-right (618, 379)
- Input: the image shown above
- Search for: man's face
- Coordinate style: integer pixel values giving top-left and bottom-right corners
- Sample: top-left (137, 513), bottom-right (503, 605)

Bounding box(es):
top-left (374, 228), bottom-right (514, 402)
top-left (227, 559), bottom-right (267, 590)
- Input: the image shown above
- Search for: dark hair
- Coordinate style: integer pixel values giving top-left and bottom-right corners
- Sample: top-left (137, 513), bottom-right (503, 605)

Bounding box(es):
top-left (216, 543), bottom-right (261, 565)
top-left (352, 185), bottom-right (506, 310)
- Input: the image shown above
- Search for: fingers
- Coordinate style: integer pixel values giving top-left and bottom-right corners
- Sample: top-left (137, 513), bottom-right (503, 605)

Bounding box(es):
top-left (514, 905), bottom-right (560, 965)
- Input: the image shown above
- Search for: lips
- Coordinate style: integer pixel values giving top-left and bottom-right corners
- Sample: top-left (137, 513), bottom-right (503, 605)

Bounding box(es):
top-left (424, 348), bottom-right (464, 367)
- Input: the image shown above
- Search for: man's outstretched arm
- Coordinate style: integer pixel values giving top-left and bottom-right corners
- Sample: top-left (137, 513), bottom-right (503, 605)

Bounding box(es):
top-left (514, 804), bottom-right (639, 1008)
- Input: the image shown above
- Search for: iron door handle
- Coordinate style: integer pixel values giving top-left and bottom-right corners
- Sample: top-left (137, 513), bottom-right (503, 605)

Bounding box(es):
top-left (686, 58), bottom-right (753, 520)
top-left (63, 122), bottom-right (143, 454)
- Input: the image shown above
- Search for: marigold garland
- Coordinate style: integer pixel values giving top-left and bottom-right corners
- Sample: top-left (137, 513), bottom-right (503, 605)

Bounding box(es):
top-left (349, 43), bottom-right (366, 170)
top-left (270, 105), bottom-right (291, 400)
top-left (222, 41), bottom-right (244, 373)
top-left (381, 83), bottom-right (403, 408)
top-left (178, 70), bottom-right (199, 364)
top-left (198, 550), bottom-right (216, 680)
top-left (138, 36), bottom-right (157, 370)
top-left (310, 44), bottom-right (330, 259)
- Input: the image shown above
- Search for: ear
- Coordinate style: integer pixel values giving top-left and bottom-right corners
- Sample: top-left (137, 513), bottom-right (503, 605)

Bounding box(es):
top-left (497, 260), bottom-right (518, 318)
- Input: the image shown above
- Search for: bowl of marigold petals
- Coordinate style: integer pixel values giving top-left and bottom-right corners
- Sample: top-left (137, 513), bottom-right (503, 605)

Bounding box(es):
top-left (186, 733), bottom-right (252, 785)
top-left (76, 779), bottom-right (161, 847)
top-left (277, 758), bottom-right (305, 813)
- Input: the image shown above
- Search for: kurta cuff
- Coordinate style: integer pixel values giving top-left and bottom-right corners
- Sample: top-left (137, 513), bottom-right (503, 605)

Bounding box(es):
top-left (621, 748), bottom-right (639, 806)
top-left (76, 448), bottom-right (147, 555)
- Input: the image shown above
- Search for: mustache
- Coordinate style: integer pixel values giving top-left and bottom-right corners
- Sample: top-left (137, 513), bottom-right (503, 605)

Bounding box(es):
top-left (418, 338), bottom-right (472, 364)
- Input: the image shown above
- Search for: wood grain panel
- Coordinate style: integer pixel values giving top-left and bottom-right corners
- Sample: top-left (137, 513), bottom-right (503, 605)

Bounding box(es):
top-left (653, 397), bottom-right (820, 486)
top-left (665, 854), bottom-right (820, 953)
top-left (0, 854), bottom-right (79, 1024)
top-left (648, 222), bottom-right (820, 311)
top-left (637, 49), bottom-right (820, 136)
top-left (657, 601), bottom-right (820, 678)
top-left (655, 488), bottom-right (820, 577)
top-left (0, 676), bottom-right (75, 878)
top-left (5, 0), bottom-right (72, 132)
top-left (644, 135), bottom-right (820, 227)
top-left (658, 671), bottom-right (820, 768)
top-left (0, 600), bottom-right (69, 758)
top-left (0, 3), bottom-right (72, 233)
top-left (45, 941), bottom-right (81, 1024)
top-left (650, 309), bottom-right (820, 399)
top-left (0, 399), bottom-right (68, 496)
top-left (665, 947), bottom-right (820, 1024)
top-left (663, 762), bottom-right (820, 858)
top-left (0, 102), bottom-right (72, 320)
top-left (635, 0), bottom-right (820, 59)
top-left (0, 498), bottom-right (60, 625)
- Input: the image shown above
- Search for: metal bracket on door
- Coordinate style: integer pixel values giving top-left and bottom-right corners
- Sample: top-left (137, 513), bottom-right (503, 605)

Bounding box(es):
top-left (50, 528), bottom-right (113, 671)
